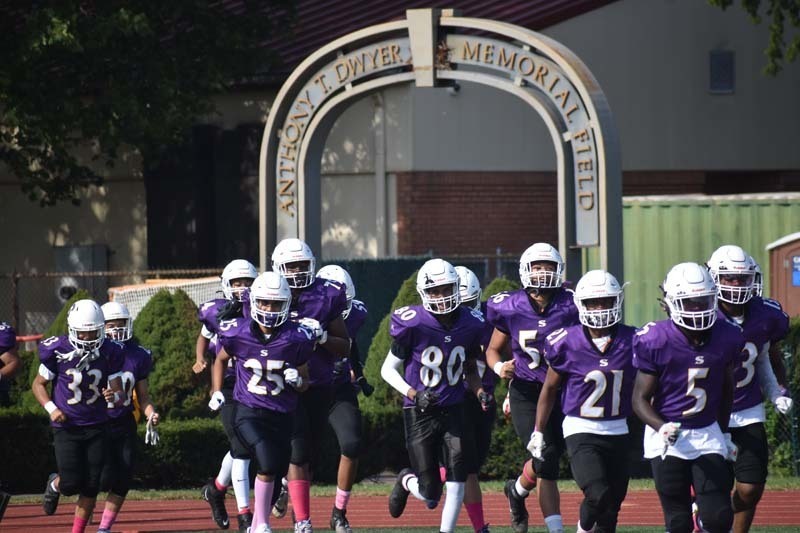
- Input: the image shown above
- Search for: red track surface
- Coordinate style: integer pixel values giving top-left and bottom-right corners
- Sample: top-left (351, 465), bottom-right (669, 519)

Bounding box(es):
top-left (3, 490), bottom-right (799, 532)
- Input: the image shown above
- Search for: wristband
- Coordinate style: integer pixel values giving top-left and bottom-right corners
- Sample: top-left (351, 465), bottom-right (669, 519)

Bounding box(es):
top-left (493, 361), bottom-right (505, 377)
top-left (44, 401), bottom-right (58, 415)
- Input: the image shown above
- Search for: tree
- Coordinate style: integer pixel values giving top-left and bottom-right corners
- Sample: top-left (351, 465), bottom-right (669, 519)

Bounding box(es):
top-left (709, 0), bottom-right (800, 75)
top-left (0, 1), bottom-right (294, 205)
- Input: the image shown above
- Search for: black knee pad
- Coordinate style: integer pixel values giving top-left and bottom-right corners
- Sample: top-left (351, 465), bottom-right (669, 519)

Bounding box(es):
top-left (58, 478), bottom-right (80, 497)
top-left (584, 482), bottom-right (613, 512)
top-left (665, 511), bottom-right (693, 533)
top-left (338, 435), bottom-right (361, 459)
top-left (700, 506), bottom-right (733, 533)
top-left (417, 469), bottom-right (443, 504)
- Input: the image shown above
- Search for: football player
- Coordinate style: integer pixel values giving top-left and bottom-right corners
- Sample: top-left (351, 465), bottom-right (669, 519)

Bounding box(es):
top-left (317, 264), bottom-right (370, 533)
top-left (91, 301), bottom-right (160, 533)
top-left (381, 259), bottom-right (490, 533)
top-left (530, 270), bottom-right (635, 533)
top-left (209, 272), bottom-right (315, 533)
top-left (197, 259), bottom-right (258, 532)
top-left (632, 262), bottom-right (741, 533)
top-left (707, 246), bottom-right (792, 533)
top-left (0, 320), bottom-right (20, 521)
top-left (271, 238), bottom-right (351, 533)
top-left (485, 243), bottom-right (580, 533)
top-left (31, 300), bottom-right (126, 533)
top-left (454, 265), bottom-right (494, 533)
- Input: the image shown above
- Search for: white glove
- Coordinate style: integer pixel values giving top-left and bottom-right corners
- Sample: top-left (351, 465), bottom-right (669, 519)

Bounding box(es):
top-left (502, 393), bottom-right (511, 419)
top-left (659, 422), bottom-right (682, 446)
top-left (208, 390), bottom-right (225, 411)
top-left (299, 317), bottom-right (328, 344)
top-left (724, 432), bottom-right (739, 462)
top-left (284, 367), bottom-right (304, 389)
top-left (145, 413), bottom-right (160, 446)
top-left (774, 396), bottom-right (793, 415)
top-left (526, 430), bottom-right (545, 460)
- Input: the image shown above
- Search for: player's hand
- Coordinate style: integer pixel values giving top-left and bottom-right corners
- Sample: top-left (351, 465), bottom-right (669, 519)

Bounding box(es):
top-left (494, 359), bottom-right (516, 379)
top-left (192, 359), bottom-right (208, 374)
top-left (659, 422), bottom-right (682, 446)
top-left (413, 389), bottom-right (439, 412)
top-left (283, 367), bottom-right (304, 389)
top-left (299, 318), bottom-right (327, 344)
top-left (775, 396), bottom-right (793, 415)
top-left (723, 432), bottom-right (738, 462)
top-left (208, 390), bottom-right (225, 411)
top-left (356, 376), bottom-right (374, 397)
top-left (527, 430), bottom-right (545, 460)
top-left (145, 412), bottom-right (160, 446)
top-left (478, 391), bottom-right (493, 412)
top-left (502, 392), bottom-right (511, 419)
top-left (333, 358), bottom-right (348, 376)
top-left (49, 408), bottom-right (66, 424)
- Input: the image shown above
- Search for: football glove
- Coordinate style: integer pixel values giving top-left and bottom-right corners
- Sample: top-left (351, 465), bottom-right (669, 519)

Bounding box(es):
top-left (659, 422), bottom-right (682, 446)
top-left (502, 393), bottom-right (511, 419)
top-left (356, 376), bottom-right (374, 397)
top-left (284, 367), bottom-right (304, 389)
top-left (478, 391), bottom-right (493, 412)
top-left (775, 396), bottom-right (793, 415)
top-left (333, 358), bottom-right (348, 376)
top-left (414, 389), bottom-right (439, 412)
top-left (145, 412), bottom-right (160, 446)
top-left (208, 391), bottom-right (225, 411)
top-left (527, 430), bottom-right (545, 460)
top-left (299, 317), bottom-right (327, 344)
top-left (723, 432), bottom-right (739, 462)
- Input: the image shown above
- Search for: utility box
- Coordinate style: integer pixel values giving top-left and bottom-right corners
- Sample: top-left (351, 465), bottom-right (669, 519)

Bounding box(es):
top-left (53, 244), bottom-right (109, 303)
top-left (766, 232), bottom-right (800, 318)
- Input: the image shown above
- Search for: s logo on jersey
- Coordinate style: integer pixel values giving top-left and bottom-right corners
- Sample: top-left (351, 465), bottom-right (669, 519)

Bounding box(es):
top-left (444, 335), bottom-right (452, 343)
top-left (538, 320), bottom-right (547, 328)
top-left (599, 359), bottom-right (608, 367)
top-left (695, 356), bottom-right (705, 365)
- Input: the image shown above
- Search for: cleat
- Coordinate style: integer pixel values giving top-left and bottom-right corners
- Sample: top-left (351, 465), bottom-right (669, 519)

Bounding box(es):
top-left (503, 479), bottom-right (528, 533)
top-left (478, 525), bottom-right (491, 533)
top-left (201, 479), bottom-right (230, 529)
top-left (294, 518), bottom-right (313, 533)
top-left (692, 501), bottom-right (702, 532)
top-left (254, 525), bottom-right (273, 533)
top-left (97, 530), bottom-right (111, 533)
top-left (237, 510), bottom-right (253, 532)
top-left (42, 473), bottom-right (60, 516)
top-left (272, 481), bottom-right (289, 519)
top-left (388, 468), bottom-right (413, 519)
top-left (330, 506), bottom-right (353, 533)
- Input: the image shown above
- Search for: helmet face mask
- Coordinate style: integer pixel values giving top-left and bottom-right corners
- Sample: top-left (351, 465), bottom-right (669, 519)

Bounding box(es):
top-left (317, 264), bottom-right (355, 319)
top-left (707, 245), bottom-right (756, 305)
top-left (574, 270), bottom-right (624, 329)
top-left (417, 259), bottom-right (461, 315)
top-left (519, 243), bottom-right (564, 289)
top-left (101, 301), bottom-right (133, 342)
top-left (662, 262), bottom-right (718, 331)
top-left (221, 260), bottom-right (258, 302)
top-left (249, 272), bottom-right (292, 328)
top-left (455, 266), bottom-right (481, 311)
top-left (68, 300), bottom-right (106, 352)
top-left (272, 239), bottom-right (316, 289)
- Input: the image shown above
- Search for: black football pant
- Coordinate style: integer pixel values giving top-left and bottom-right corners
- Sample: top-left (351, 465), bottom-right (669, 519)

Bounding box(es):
top-left (53, 423), bottom-right (108, 498)
top-left (100, 413), bottom-right (137, 497)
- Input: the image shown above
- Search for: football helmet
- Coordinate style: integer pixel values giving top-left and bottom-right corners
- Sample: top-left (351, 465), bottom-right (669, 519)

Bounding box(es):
top-left (249, 272), bottom-right (292, 328)
top-left (67, 299), bottom-right (106, 352)
top-left (455, 266), bottom-right (481, 311)
top-left (707, 245), bottom-right (757, 305)
top-left (220, 259), bottom-right (258, 302)
top-left (101, 301), bottom-right (132, 342)
top-left (662, 262), bottom-right (717, 331)
top-left (519, 243), bottom-right (564, 289)
top-left (416, 259), bottom-right (461, 314)
top-left (752, 258), bottom-right (763, 298)
top-left (573, 270), bottom-right (624, 328)
top-left (271, 238), bottom-right (316, 288)
top-left (317, 264), bottom-right (355, 319)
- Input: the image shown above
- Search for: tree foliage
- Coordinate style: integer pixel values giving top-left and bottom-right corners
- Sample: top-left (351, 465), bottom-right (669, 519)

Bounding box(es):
top-left (709, 0), bottom-right (800, 75)
top-left (0, 1), bottom-right (294, 205)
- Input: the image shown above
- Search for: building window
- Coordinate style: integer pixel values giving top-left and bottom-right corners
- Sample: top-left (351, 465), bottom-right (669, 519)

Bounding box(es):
top-left (709, 50), bottom-right (735, 94)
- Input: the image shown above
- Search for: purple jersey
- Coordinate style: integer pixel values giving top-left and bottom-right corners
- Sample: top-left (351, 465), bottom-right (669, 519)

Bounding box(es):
top-left (108, 341), bottom-right (153, 422)
top-left (633, 319), bottom-right (743, 429)
top-left (472, 302), bottom-right (496, 393)
top-left (288, 277), bottom-right (348, 387)
top-left (0, 321), bottom-right (16, 353)
top-left (198, 298), bottom-right (237, 379)
top-left (725, 297), bottom-right (790, 412)
top-left (545, 324), bottom-right (636, 420)
top-left (390, 305), bottom-right (485, 408)
top-left (332, 299), bottom-right (369, 387)
top-left (38, 336), bottom-right (125, 428)
top-left (219, 318), bottom-right (315, 412)
top-left (485, 288), bottom-right (580, 383)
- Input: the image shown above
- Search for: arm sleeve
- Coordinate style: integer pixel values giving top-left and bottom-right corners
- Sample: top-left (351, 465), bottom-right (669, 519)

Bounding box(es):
top-left (381, 351), bottom-right (412, 397)
top-left (756, 341), bottom-right (782, 402)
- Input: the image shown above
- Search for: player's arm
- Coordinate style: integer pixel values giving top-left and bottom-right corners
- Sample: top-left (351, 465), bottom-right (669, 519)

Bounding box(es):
top-left (381, 342), bottom-right (414, 400)
top-left (535, 367), bottom-right (562, 431)
top-left (632, 370), bottom-right (665, 431)
top-left (718, 361), bottom-right (735, 432)
top-left (0, 344), bottom-right (21, 381)
top-left (193, 327), bottom-right (212, 374)
top-left (134, 378), bottom-right (159, 425)
top-left (211, 346), bottom-right (231, 394)
top-left (32, 372), bottom-right (65, 423)
top-left (769, 343), bottom-right (788, 389)
top-left (320, 316), bottom-right (351, 358)
top-left (486, 328), bottom-right (515, 379)
top-left (294, 362), bottom-right (310, 393)
top-left (463, 348), bottom-right (484, 397)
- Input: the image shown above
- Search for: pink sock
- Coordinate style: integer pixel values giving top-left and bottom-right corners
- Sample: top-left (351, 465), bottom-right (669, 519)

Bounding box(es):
top-left (253, 478), bottom-right (274, 529)
top-left (99, 509), bottom-right (118, 530)
top-left (465, 502), bottom-right (486, 532)
top-left (334, 487), bottom-right (351, 510)
top-left (439, 466), bottom-right (447, 483)
top-left (72, 516), bottom-right (89, 533)
top-left (215, 478), bottom-right (228, 492)
top-left (251, 496), bottom-right (261, 529)
top-left (288, 480), bottom-right (311, 521)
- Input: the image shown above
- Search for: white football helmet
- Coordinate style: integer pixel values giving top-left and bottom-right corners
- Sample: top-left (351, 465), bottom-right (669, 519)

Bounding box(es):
top-left (519, 243), bottom-right (564, 289)
top-left (250, 272), bottom-right (292, 328)
top-left (271, 238), bottom-right (316, 288)
top-left (707, 245), bottom-right (757, 305)
top-left (417, 259), bottom-right (461, 314)
top-left (220, 259), bottom-right (258, 302)
top-left (317, 264), bottom-right (355, 319)
top-left (752, 258), bottom-right (763, 298)
top-left (455, 266), bottom-right (481, 311)
top-left (662, 262), bottom-right (718, 331)
top-left (101, 301), bottom-right (132, 342)
top-left (67, 299), bottom-right (106, 352)
top-left (573, 270), bottom-right (624, 329)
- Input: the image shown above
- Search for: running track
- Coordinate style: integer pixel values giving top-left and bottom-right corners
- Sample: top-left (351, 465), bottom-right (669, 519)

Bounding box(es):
top-left (3, 490), bottom-right (799, 531)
